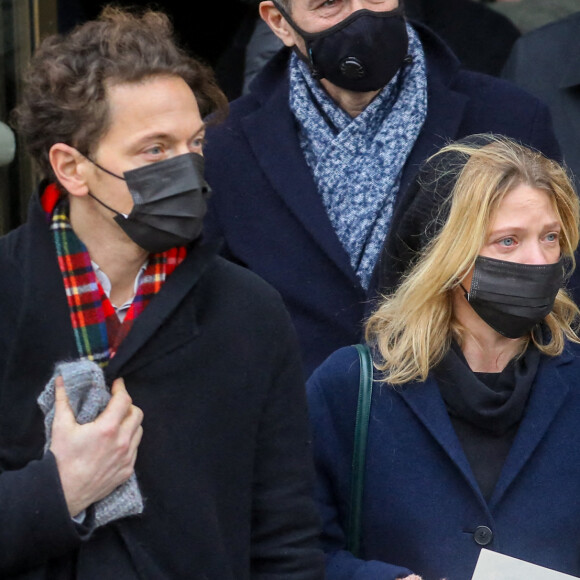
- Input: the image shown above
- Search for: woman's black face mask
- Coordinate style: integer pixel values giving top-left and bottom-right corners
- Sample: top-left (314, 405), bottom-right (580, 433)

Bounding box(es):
top-left (86, 152), bottom-right (211, 254)
top-left (275, 2), bottom-right (410, 92)
top-left (462, 255), bottom-right (564, 338)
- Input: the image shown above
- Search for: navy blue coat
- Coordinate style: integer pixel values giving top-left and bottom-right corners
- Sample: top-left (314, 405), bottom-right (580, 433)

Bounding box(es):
top-left (307, 343), bottom-right (580, 579)
top-left (204, 24), bottom-right (561, 378)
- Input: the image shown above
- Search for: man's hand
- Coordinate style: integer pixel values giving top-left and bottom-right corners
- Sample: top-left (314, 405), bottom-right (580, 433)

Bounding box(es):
top-left (50, 376), bottom-right (144, 517)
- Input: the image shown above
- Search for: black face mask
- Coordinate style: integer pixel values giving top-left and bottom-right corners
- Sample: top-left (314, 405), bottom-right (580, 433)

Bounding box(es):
top-left (87, 152), bottom-right (211, 253)
top-left (275, 3), bottom-right (410, 92)
top-left (462, 255), bottom-right (564, 339)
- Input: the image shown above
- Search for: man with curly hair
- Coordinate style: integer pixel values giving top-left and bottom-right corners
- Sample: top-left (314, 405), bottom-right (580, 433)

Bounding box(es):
top-left (0, 6), bottom-right (323, 578)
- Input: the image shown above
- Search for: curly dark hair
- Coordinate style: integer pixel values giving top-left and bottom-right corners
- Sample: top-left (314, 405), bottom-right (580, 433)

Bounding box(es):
top-left (12, 5), bottom-right (228, 181)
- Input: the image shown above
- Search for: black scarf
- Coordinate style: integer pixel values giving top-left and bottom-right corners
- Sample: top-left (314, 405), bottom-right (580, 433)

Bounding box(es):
top-left (433, 342), bottom-right (540, 500)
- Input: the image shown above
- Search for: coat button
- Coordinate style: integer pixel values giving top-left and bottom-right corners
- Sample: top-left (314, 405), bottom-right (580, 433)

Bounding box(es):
top-left (473, 525), bottom-right (493, 546)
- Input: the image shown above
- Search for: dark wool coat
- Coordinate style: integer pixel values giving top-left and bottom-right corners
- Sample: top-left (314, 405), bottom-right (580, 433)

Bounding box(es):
top-left (203, 23), bottom-right (562, 379)
top-left (405, 0), bottom-right (521, 76)
top-left (0, 189), bottom-right (324, 579)
top-left (502, 11), bottom-right (580, 184)
top-left (307, 344), bottom-right (580, 579)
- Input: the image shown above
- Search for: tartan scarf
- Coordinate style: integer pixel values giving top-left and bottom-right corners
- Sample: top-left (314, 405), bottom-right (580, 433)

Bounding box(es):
top-left (44, 183), bottom-right (186, 366)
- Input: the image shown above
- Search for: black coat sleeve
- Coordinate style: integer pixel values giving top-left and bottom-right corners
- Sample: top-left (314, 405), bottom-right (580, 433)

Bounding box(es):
top-left (0, 452), bottom-right (84, 575)
top-left (0, 228), bottom-right (85, 575)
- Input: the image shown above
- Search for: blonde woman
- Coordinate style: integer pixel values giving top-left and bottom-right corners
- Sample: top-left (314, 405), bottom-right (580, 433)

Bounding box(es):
top-left (307, 134), bottom-right (580, 579)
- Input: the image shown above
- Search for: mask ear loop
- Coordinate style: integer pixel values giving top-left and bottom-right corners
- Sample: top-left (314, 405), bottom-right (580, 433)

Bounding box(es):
top-left (83, 155), bottom-right (129, 219)
top-left (87, 191), bottom-right (129, 219)
top-left (85, 156), bottom-right (126, 181)
top-left (272, 1), bottom-right (321, 77)
top-left (460, 283), bottom-right (470, 300)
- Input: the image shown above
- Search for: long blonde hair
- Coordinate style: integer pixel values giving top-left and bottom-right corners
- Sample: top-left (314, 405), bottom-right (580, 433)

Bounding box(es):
top-left (366, 135), bottom-right (580, 385)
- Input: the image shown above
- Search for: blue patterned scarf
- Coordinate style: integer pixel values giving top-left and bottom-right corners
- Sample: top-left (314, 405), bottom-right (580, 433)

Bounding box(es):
top-left (289, 23), bottom-right (428, 289)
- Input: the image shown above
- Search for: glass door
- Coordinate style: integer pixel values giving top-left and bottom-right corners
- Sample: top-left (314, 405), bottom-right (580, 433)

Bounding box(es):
top-left (0, 0), bottom-right (57, 234)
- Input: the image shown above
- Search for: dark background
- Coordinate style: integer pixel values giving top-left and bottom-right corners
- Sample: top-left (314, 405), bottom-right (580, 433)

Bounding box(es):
top-left (58, 0), bottom-right (252, 70)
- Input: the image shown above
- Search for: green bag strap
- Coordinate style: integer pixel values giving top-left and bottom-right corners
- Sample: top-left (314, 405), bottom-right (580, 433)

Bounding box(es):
top-left (347, 343), bottom-right (373, 558)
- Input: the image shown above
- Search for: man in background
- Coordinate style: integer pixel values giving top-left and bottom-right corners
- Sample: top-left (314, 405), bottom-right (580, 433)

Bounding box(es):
top-left (204, 0), bottom-right (562, 377)
top-left (502, 11), bottom-right (580, 185)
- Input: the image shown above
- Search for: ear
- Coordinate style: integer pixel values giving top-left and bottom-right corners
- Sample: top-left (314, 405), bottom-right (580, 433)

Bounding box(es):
top-left (49, 143), bottom-right (91, 197)
top-left (259, 1), bottom-right (297, 47)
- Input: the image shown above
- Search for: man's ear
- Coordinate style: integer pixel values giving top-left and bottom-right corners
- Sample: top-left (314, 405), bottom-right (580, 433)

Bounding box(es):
top-left (259, 1), bottom-right (297, 47)
top-left (49, 143), bottom-right (91, 197)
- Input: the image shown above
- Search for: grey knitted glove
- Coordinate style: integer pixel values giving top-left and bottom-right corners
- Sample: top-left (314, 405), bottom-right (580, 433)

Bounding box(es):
top-left (38, 360), bottom-right (144, 529)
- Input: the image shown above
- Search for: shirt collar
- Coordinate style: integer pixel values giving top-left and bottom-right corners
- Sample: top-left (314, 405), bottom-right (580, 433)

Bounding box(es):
top-left (92, 259), bottom-right (148, 316)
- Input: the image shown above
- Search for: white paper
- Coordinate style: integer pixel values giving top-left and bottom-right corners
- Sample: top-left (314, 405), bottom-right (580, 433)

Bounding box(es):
top-left (472, 549), bottom-right (579, 580)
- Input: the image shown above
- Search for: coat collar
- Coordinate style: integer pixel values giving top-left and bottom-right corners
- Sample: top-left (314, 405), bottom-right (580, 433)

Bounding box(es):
top-left (19, 186), bottom-right (78, 364)
top-left (0, 189), bottom-right (78, 453)
top-left (243, 53), bottom-right (357, 286)
top-left (21, 184), bottom-right (219, 382)
top-left (552, 13), bottom-right (580, 90)
top-left (244, 24), bottom-right (468, 293)
top-left (398, 346), bottom-right (576, 509)
top-left (104, 239), bottom-right (219, 380)
top-left (396, 21), bottom-right (468, 203)
top-left (488, 346), bottom-right (575, 508)
top-left (559, 52), bottom-right (580, 90)
top-left (398, 376), bottom-right (488, 510)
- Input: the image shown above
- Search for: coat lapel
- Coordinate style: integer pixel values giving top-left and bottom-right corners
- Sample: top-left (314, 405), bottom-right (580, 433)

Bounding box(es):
top-left (0, 192), bottom-right (77, 454)
top-left (396, 30), bottom-right (469, 216)
top-left (242, 63), bottom-right (360, 286)
top-left (559, 50), bottom-right (580, 91)
top-left (399, 378), bottom-right (485, 503)
top-left (105, 242), bottom-right (220, 380)
top-left (399, 348), bottom-right (575, 512)
top-left (369, 27), bottom-right (469, 299)
top-left (489, 350), bottom-right (574, 509)
top-left (557, 53), bottom-right (580, 177)
top-left (20, 193), bottom-right (78, 366)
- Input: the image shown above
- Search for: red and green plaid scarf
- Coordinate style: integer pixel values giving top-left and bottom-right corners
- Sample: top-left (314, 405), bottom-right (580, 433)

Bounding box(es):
top-left (44, 183), bottom-right (186, 366)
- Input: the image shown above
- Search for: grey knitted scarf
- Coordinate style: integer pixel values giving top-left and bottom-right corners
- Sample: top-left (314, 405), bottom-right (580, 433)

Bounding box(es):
top-left (289, 23), bottom-right (428, 289)
top-left (38, 360), bottom-right (143, 529)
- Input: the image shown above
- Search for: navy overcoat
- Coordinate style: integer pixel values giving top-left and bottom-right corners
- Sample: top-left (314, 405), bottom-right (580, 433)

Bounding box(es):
top-left (307, 343), bottom-right (580, 579)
